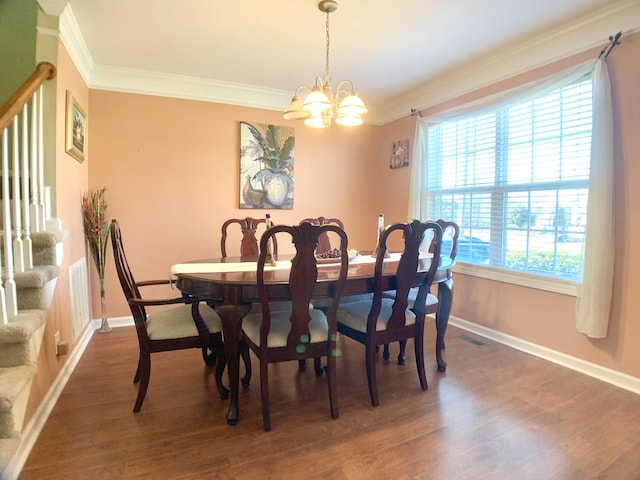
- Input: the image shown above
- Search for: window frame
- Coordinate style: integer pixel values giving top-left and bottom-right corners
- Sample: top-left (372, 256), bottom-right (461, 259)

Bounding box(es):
top-left (421, 76), bottom-right (594, 295)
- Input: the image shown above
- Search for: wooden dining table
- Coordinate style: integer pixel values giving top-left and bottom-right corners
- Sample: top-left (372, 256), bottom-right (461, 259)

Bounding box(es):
top-left (173, 253), bottom-right (455, 425)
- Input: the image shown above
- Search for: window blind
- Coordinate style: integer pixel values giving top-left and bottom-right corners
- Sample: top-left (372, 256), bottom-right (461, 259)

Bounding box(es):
top-left (425, 78), bottom-right (593, 280)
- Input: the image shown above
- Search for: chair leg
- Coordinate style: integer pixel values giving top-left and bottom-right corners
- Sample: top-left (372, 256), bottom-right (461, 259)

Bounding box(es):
top-left (260, 359), bottom-right (271, 431)
top-left (398, 340), bottom-right (407, 365)
top-left (326, 354), bottom-right (339, 419)
top-left (365, 343), bottom-right (379, 407)
top-left (298, 359), bottom-right (306, 371)
top-left (380, 344), bottom-right (389, 361)
top-left (314, 357), bottom-right (324, 377)
top-left (133, 353), bottom-right (151, 413)
top-left (133, 356), bottom-right (141, 384)
top-left (201, 346), bottom-right (217, 367)
top-left (209, 333), bottom-right (230, 399)
top-left (240, 341), bottom-right (252, 388)
top-left (414, 325), bottom-right (428, 391)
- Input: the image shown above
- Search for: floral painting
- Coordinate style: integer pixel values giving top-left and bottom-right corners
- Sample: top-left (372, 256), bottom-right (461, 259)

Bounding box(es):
top-left (390, 138), bottom-right (409, 169)
top-left (239, 122), bottom-right (294, 209)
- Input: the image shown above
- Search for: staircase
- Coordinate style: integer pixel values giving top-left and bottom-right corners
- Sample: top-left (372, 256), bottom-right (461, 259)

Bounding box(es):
top-left (0, 63), bottom-right (61, 477)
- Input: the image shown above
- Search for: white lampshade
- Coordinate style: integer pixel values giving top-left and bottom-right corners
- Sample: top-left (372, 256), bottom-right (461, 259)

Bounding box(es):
top-left (304, 113), bottom-right (327, 128)
top-left (335, 114), bottom-right (363, 127)
top-left (302, 86), bottom-right (332, 114)
top-left (337, 92), bottom-right (368, 117)
top-left (283, 95), bottom-right (310, 120)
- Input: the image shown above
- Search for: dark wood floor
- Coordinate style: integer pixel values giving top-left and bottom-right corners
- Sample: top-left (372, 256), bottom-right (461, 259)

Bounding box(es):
top-left (19, 324), bottom-right (640, 479)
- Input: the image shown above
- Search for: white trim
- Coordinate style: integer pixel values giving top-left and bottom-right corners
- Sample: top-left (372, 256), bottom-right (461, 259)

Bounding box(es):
top-left (450, 316), bottom-right (640, 396)
top-left (58, 4), bottom-right (94, 87)
top-left (3, 316), bottom-right (133, 480)
top-left (452, 263), bottom-right (579, 296)
top-left (51, 0), bottom-right (640, 124)
top-left (89, 66), bottom-right (292, 111)
top-left (374, 0), bottom-right (640, 124)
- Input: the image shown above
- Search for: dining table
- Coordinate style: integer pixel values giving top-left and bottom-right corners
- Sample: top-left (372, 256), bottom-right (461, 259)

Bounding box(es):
top-left (172, 252), bottom-right (455, 425)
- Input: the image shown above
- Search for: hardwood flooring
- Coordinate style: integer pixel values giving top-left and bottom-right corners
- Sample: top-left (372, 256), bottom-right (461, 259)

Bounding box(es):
top-left (19, 325), bottom-right (640, 479)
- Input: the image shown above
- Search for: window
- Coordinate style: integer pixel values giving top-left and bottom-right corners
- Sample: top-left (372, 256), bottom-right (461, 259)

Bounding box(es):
top-left (425, 78), bottom-right (593, 281)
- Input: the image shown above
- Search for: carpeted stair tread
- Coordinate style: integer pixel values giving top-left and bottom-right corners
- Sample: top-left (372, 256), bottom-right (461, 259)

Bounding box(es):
top-left (0, 366), bottom-right (36, 414)
top-left (13, 265), bottom-right (59, 289)
top-left (0, 310), bottom-right (46, 344)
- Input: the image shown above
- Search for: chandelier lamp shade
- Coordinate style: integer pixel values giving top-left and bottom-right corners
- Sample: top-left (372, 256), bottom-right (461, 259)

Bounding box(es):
top-left (282, 0), bottom-right (367, 128)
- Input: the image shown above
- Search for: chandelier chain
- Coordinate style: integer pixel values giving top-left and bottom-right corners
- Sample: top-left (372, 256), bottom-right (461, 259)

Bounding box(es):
top-left (325, 10), bottom-right (331, 81)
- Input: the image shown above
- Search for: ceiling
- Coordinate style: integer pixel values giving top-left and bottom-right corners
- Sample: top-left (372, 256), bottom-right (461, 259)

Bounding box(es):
top-left (39, 0), bottom-right (636, 124)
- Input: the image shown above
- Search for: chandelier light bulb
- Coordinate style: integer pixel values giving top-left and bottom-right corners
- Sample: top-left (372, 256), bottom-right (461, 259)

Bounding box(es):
top-left (282, 0), bottom-right (367, 128)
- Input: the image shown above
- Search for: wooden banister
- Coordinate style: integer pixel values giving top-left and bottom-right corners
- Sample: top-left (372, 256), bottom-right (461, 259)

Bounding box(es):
top-left (0, 62), bottom-right (56, 133)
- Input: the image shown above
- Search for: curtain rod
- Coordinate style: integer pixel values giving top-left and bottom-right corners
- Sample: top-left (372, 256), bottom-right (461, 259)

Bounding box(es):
top-left (598, 31), bottom-right (622, 59)
top-left (411, 32), bottom-right (623, 119)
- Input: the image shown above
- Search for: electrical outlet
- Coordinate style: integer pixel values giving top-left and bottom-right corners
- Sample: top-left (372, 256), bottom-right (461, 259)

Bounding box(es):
top-left (54, 331), bottom-right (60, 355)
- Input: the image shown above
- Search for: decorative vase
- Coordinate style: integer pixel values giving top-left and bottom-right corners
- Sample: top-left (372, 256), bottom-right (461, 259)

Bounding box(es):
top-left (265, 176), bottom-right (289, 206)
top-left (97, 277), bottom-right (111, 333)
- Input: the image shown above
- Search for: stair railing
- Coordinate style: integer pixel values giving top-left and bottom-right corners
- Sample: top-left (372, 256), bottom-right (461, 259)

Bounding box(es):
top-left (0, 62), bottom-right (57, 324)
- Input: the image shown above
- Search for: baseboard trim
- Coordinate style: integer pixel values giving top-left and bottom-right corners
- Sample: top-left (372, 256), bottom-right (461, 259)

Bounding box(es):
top-left (449, 316), bottom-right (640, 395)
top-left (4, 316), bottom-right (134, 480)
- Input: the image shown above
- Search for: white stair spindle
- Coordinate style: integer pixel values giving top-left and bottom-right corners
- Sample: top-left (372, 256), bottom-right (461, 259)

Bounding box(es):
top-left (21, 102), bottom-right (33, 269)
top-left (12, 109), bottom-right (25, 273)
top-left (0, 129), bottom-right (9, 324)
top-left (2, 124), bottom-right (18, 318)
top-left (37, 85), bottom-right (46, 230)
top-left (30, 89), bottom-right (41, 232)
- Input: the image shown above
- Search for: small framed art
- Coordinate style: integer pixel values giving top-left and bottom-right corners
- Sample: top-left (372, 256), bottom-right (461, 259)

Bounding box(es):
top-left (390, 138), bottom-right (409, 169)
top-left (65, 91), bottom-right (86, 163)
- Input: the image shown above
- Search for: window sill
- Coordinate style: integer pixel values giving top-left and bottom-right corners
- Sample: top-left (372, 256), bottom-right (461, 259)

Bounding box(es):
top-left (452, 262), bottom-right (578, 296)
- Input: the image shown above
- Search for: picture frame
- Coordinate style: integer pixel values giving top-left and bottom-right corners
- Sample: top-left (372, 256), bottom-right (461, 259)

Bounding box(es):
top-left (239, 121), bottom-right (295, 209)
top-left (390, 138), bottom-right (409, 169)
top-left (65, 91), bottom-right (86, 163)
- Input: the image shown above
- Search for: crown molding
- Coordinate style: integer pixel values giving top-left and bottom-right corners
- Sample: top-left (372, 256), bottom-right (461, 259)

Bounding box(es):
top-left (53, 0), bottom-right (640, 124)
top-left (370, 0), bottom-right (640, 125)
top-left (89, 65), bottom-right (292, 110)
top-left (37, 0), bottom-right (67, 16)
top-left (58, 4), bottom-right (94, 87)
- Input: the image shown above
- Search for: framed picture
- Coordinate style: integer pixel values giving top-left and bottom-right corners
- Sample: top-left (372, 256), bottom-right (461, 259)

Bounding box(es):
top-left (65, 91), bottom-right (86, 163)
top-left (390, 138), bottom-right (409, 169)
top-left (239, 121), bottom-right (295, 209)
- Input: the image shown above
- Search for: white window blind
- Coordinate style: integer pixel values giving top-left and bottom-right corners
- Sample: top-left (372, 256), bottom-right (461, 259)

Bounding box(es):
top-left (425, 78), bottom-right (593, 280)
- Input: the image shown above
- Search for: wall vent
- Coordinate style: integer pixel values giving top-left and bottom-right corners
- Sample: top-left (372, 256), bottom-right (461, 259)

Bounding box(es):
top-left (69, 258), bottom-right (91, 340)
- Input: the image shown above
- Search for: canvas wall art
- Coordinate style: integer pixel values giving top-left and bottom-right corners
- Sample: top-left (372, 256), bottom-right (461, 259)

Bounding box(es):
top-left (239, 121), bottom-right (295, 209)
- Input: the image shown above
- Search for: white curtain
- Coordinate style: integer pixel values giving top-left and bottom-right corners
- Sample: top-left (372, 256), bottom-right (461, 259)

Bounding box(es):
top-left (576, 58), bottom-right (615, 338)
top-left (409, 58), bottom-right (615, 337)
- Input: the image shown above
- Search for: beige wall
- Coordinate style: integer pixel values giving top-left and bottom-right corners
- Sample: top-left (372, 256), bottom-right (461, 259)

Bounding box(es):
top-left (25, 31), bottom-right (640, 424)
top-left (27, 40), bottom-right (89, 419)
top-left (377, 34), bottom-right (640, 379)
top-left (88, 90), bottom-right (385, 319)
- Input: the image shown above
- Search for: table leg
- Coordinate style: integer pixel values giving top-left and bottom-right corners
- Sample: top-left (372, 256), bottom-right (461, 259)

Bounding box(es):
top-left (435, 278), bottom-right (453, 372)
top-left (216, 304), bottom-right (250, 425)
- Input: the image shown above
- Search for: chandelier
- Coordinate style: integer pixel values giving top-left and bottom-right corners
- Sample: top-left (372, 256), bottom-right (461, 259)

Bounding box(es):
top-left (282, 0), bottom-right (367, 128)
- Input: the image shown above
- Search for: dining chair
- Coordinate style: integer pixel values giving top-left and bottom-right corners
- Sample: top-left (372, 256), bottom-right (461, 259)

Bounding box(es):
top-left (382, 219), bottom-right (459, 364)
top-left (299, 216), bottom-right (346, 375)
top-left (110, 219), bottom-right (230, 412)
top-left (336, 220), bottom-right (443, 406)
top-left (300, 216), bottom-right (345, 254)
top-left (241, 221), bottom-right (350, 430)
top-left (220, 216), bottom-right (278, 258)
